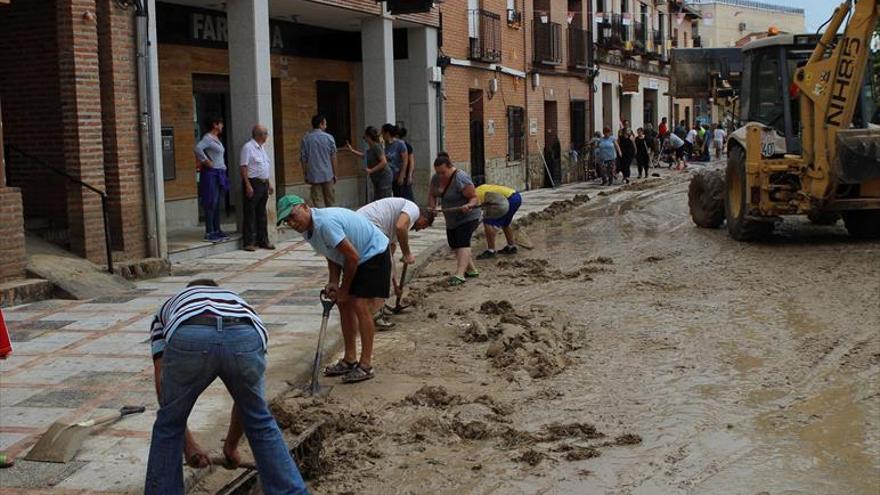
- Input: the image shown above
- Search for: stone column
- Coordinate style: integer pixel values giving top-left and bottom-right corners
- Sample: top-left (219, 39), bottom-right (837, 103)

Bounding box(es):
top-left (401, 27), bottom-right (439, 203)
top-left (57, 0), bottom-right (108, 264)
top-left (361, 14), bottom-right (396, 127)
top-left (227, 0), bottom-right (276, 243)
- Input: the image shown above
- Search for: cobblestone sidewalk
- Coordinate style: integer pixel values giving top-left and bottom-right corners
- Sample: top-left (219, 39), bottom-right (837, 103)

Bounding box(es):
top-left (0, 173), bottom-right (675, 493)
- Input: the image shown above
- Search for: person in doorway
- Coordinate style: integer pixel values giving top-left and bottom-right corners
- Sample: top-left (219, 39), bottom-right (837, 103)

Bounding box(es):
top-left (278, 194), bottom-right (390, 383)
top-left (357, 197), bottom-right (435, 329)
top-left (300, 114), bottom-right (338, 207)
top-left (381, 124), bottom-right (412, 200)
top-left (635, 128), bottom-right (651, 179)
top-left (713, 123), bottom-right (727, 160)
top-left (144, 279), bottom-right (307, 495)
top-left (617, 120), bottom-right (635, 184)
top-left (474, 184), bottom-right (522, 260)
top-left (658, 117), bottom-right (669, 138)
top-left (684, 124), bottom-right (698, 160)
top-left (429, 154), bottom-right (480, 286)
top-left (240, 125), bottom-right (275, 252)
top-left (194, 117), bottom-right (230, 243)
top-left (346, 126), bottom-right (392, 200)
top-left (399, 127), bottom-right (416, 196)
top-left (596, 127), bottom-right (621, 185)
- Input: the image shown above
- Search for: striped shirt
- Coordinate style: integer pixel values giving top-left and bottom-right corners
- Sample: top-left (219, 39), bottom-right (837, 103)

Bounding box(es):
top-left (149, 286), bottom-right (268, 359)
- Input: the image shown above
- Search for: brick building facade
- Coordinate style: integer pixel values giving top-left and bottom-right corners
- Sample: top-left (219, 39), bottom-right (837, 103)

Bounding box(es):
top-left (0, 0), bottom-right (715, 284)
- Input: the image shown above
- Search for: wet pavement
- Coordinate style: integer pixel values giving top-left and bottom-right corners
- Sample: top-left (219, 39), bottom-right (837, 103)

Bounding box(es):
top-left (265, 167), bottom-right (880, 495)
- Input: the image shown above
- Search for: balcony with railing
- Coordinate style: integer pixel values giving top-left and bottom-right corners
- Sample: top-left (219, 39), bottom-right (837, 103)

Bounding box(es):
top-left (633, 21), bottom-right (646, 52)
top-left (613, 14), bottom-right (630, 43)
top-left (568, 26), bottom-right (589, 69)
top-left (647, 29), bottom-right (665, 60)
top-left (533, 20), bottom-right (562, 65)
top-left (468, 9), bottom-right (502, 63)
top-left (596, 19), bottom-right (616, 49)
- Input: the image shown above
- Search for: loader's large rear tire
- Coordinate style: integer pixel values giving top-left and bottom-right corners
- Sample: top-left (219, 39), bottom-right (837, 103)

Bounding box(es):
top-left (807, 211), bottom-right (841, 225)
top-left (842, 210), bottom-right (880, 239)
top-left (689, 169), bottom-right (725, 228)
top-left (725, 146), bottom-right (774, 241)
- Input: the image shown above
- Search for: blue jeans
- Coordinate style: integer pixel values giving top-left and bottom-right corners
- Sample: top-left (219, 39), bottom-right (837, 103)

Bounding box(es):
top-left (144, 323), bottom-right (307, 495)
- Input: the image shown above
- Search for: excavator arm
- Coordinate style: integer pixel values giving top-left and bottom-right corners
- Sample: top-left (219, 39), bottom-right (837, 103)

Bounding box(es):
top-left (793, 0), bottom-right (879, 199)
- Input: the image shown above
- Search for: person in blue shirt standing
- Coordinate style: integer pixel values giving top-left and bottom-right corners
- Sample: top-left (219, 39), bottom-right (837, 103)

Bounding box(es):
top-left (300, 114), bottom-right (338, 207)
top-left (596, 127), bottom-right (622, 186)
top-left (277, 195), bottom-right (390, 383)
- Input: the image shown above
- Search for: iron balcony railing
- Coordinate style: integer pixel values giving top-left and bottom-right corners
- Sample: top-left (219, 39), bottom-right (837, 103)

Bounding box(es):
top-left (596, 19), bottom-right (616, 48)
top-left (468, 9), bottom-right (502, 63)
top-left (652, 29), bottom-right (664, 52)
top-left (533, 20), bottom-right (562, 65)
top-left (612, 14), bottom-right (630, 43)
top-left (633, 21), bottom-right (646, 51)
top-left (5, 143), bottom-right (115, 274)
top-left (567, 26), bottom-right (589, 68)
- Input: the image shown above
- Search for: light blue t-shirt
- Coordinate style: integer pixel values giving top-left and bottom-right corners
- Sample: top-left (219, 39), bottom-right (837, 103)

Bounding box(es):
top-left (596, 136), bottom-right (617, 162)
top-left (304, 207), bottom-right (389, 266)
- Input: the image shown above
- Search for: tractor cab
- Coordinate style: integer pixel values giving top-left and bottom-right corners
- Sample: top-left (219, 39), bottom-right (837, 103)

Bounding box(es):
top-left (737, 32), bottom-right (878, 156)
top-left (738, 34), bottom-right (822, 155)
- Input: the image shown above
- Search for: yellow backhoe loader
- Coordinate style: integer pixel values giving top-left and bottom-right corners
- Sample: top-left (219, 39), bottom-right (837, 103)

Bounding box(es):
top-left (688, 0), bottom-right (880, 239)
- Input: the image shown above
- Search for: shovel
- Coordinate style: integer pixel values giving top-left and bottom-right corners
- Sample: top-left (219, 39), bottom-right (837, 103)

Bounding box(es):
top-left (25, 405), bottom-right (146, 463)
top-left (385, 264), bottom-right (411, 314)
top-left (304, 290), bottom-right (336, 397)
top-left (439, 191), bottom-right (509, 220)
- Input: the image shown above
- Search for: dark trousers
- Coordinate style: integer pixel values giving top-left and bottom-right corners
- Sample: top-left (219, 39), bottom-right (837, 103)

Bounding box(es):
top-left (618, 154), bottom-right (632, 179)
top-left (244, 178), bottom-right (269, 246)
top-left (636, 155), bottom-right (650, 177)
top-left (392, 179), bottom-right (414, 201)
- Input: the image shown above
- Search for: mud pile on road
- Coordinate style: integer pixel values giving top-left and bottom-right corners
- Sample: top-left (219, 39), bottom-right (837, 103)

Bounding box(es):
top-left (268, 249), bottom-right (642, 493)
top-left (517, 193), bottom-right (591, 227)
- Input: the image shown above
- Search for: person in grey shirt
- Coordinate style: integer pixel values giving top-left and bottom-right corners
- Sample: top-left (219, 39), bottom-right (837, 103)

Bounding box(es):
top-left (193, 116), bottom-right (229, 242)
top-left (428, 153), bottom-right (480, 286)
top-left (300, 114), bottom-right (338, 207)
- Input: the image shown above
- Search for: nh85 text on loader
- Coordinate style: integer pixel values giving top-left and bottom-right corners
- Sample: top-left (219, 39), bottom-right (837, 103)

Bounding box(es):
top-left (688, 0), bottom-right (880, 240)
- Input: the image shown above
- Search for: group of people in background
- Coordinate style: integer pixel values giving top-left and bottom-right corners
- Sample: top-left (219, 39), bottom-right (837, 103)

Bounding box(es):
top-left (588, 116), bottom-right (730, 183)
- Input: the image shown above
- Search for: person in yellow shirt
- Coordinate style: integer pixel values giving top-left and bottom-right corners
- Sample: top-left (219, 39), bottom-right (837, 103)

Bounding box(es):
top-left (475, 184), bottom-right (522, 259)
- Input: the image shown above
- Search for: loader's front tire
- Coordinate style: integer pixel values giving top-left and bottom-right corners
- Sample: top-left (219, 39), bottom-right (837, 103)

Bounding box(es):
top-left (842, 210), bottom-right (880, 239)
top-left (807, 211), bottom-right (841, 225)
top-left (725, 146), bottom-right (774, 241)
top-left (689, 169), bottom-right (725, 228)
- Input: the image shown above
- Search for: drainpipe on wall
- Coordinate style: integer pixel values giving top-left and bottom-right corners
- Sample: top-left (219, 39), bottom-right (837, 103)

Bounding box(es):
top-left (135, 0), bottom-right (161, 258)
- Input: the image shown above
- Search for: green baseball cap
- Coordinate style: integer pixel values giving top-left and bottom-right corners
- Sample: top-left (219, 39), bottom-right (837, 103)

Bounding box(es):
top-left (276, 194), bottom-right (305, 226)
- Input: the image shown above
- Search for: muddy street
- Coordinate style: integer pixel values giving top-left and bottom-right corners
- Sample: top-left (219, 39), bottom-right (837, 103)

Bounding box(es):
top-left (272, 173), bottom-right (880, 495)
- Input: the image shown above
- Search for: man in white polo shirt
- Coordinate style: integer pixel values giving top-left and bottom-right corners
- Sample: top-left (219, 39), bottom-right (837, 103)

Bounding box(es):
top-left (240, 125), bottom-right (275, 252)
top-left (357, 197), bottom-right (435, 328)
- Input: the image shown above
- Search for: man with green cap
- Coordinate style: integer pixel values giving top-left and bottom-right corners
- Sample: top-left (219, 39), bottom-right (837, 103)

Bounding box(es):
top-left (276, 194), bottom-right (390, 383)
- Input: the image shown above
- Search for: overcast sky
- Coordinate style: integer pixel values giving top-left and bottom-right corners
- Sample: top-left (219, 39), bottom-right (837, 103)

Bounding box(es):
top-left (760, 0), bottom-right (841, 32)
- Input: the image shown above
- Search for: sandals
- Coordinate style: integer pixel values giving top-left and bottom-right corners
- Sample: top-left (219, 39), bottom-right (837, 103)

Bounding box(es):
top-left (465, 269), bottom-right (480, 278)
top-left (323, 359), bottom-right (357, 377)
top-left (448, 275), bottom-right (466, 286)
top-left (342, 363), bottom-right (375, 383)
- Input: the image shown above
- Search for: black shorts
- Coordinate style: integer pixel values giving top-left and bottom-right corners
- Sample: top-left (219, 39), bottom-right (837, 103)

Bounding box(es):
top-left (446, 219), bottom-right (480, 249)
top-left (348, 248), bottom-right (391, 299)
